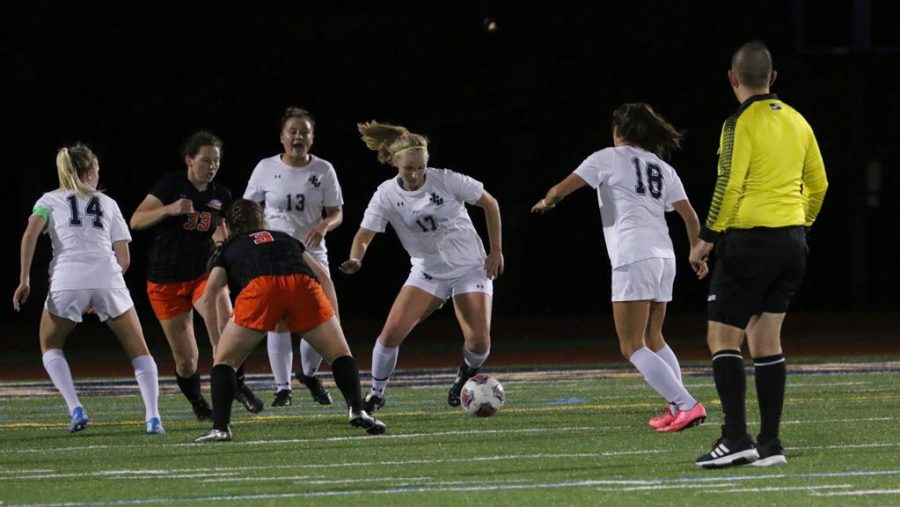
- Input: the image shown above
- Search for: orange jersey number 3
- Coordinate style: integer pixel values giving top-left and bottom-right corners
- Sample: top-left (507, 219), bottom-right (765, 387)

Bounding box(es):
top-left (250, 231), bottom-right (275, 245)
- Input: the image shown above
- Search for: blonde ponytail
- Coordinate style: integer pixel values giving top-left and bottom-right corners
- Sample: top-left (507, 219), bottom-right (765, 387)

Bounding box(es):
top-left (357, 121), bottom-right (428, 164)
top-left (56, 144), bottom-right (97, 196)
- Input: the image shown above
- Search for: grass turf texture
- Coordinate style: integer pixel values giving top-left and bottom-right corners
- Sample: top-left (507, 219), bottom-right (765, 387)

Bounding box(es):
top-left (1, 365), bottom-right (899, 506)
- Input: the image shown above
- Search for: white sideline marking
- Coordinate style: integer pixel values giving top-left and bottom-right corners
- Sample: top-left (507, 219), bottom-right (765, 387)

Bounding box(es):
top-left (5, 471), bottom-right (900, 506)
top-left (706, 485), bottom-right (854, 493)
top-left (178, 425), bottom-right (597, 447)
top-left (596, 483), bottom-right (852, 493)
top-left (812, 488), bottom-right (900, 497)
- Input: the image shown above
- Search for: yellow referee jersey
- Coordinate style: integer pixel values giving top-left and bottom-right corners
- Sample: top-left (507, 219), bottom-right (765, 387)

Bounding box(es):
top-left (700, 94), bottom-right (828, 241)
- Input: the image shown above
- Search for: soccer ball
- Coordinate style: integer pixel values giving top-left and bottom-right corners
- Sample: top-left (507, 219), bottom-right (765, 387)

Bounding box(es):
top-left (460, 374), bottom-right (505, 417)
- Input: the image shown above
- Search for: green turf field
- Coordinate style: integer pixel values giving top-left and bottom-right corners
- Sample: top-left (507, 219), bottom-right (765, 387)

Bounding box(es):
top-left (1, 364), bottom-right (899, 506)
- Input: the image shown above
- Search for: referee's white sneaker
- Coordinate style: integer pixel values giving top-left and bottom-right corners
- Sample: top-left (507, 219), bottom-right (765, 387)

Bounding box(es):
top-left (696, 433), bottom-right (759, 468)
top-left (752, 438), bottom-right (787, 467)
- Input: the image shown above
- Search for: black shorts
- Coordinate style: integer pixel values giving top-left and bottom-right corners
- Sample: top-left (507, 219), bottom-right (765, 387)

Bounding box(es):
top-left (707, 226), bottom-right (808, 328)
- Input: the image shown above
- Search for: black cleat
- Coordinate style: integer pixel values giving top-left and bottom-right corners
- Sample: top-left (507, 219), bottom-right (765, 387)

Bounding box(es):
top-left (234, 382), bottom-right (264, 413)
top-left (271, 389), bottom-right (293, 407)
top-left (190, 398), bottom-right (213, 421)
top-left (448, 364), bottom-right (479, 407)
top-left (364, 393), bottom-right (385, 413)
top-left (752, 438), bottom-right (787, 467)
top-left (696, 430), bottom-right (759, 468)
top-left (349, 408), bottom-right (386, 435)
top-left (297, 373), bottom-right (333, 405)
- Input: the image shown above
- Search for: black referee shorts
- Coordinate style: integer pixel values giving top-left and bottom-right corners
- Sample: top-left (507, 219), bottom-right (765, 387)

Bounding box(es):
top-left (707, 226), bottom-right (808, 329)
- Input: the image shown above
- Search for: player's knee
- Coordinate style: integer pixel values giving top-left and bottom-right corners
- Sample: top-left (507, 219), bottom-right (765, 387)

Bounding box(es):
top-left (378, 329), bottom-right (407, 348)
top-left (464, 333), bottom-right (490, 354)
top-left (619, 341), bottom-right (641, 360)
top-left (174, 356), bottom-right (198, 377)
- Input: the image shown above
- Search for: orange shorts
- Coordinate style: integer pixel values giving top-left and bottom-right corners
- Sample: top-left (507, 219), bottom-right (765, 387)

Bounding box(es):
top-left (233, 274), bottom-right (334, 332)
top-left (147, 275), bottom-right (209, 320)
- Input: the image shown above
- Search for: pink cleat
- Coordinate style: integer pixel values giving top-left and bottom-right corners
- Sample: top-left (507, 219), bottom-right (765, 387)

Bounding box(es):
top-left (658, 402), bottom-right (707, 432)
top-left (648, 406), bottom-right (676, 430)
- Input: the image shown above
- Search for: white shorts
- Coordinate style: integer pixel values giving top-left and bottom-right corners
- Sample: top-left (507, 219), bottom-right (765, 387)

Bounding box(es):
top-left (307, 251), bottom-right (331, 278)
top-left (403, 266), bottom-right (493, 302)
top-left (611, 258), bottom-right (675, 302)
top-left (45, 288), bottom-right (134, 323)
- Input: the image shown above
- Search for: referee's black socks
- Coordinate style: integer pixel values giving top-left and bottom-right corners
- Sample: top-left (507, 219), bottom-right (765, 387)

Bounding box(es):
top-left (331, 355), bottom-right (364, 412)
top-left (210, 364), bottom-right (236, 432)
top-left (754, 354), bottom-right (786, 444)
top-left (712, 349), bottom-right (748, 439)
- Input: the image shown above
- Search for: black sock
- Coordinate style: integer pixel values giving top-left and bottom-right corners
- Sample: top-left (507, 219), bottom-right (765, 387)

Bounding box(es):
top-left (175, 373), bottom-right (203, 403)
top-left (712, 349), bottom-right (747, 439)
top-left (459, 363), bottom-right (479, 379)
top-left (754, 354), bottom-right (786, 444)
top-left (330, 355), bottom-right (363, 412)
top-left (210, 364), bottom-right (236, 432)
top-left (235, 364), bottom-right (246, 386)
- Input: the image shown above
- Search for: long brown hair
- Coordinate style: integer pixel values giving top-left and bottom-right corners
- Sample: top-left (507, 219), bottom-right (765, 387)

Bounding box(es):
top-left (611, 103), bottom-right (683, 159)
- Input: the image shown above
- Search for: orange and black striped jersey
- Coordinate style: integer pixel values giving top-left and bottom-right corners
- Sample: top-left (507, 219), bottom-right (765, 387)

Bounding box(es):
top-left (699, 94), bottom-right (828, 241)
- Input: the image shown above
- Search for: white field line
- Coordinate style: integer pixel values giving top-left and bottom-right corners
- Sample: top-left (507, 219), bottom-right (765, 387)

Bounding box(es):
top-left (596, 483), bottom-right (853, 493)
top-left (705, 485), bottom-right (855, 493)
top-left (811, 488), bottom-right (900, 496)
top-left (3, 420), bottom-right (898, 458)
top-left (4, 472), bottom-right (900, 507)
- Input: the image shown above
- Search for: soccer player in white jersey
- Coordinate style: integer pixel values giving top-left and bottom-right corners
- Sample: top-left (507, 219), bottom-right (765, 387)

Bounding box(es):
top-left (13, 144), bottom-right (163, 435)
top-left (340, 121), bottom-right (504, 412)
top-left (244, 107), bottom-right (344, 407)
top-left (532, 103), bottom-right (708, 432)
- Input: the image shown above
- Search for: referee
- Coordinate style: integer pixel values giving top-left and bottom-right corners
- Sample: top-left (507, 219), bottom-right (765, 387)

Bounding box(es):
top-left (691, 41), bottom-right (828, 468)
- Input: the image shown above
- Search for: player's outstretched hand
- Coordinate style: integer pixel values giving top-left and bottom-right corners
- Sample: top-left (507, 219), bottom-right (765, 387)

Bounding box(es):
top-left (530, 198), bottom-right (556, 214)
top-left (12, 282), bottom-right (30, 311)
top-left (485, 251), bottom-right (504, 280)
top-left (339, 258), bottom-right (362, 274)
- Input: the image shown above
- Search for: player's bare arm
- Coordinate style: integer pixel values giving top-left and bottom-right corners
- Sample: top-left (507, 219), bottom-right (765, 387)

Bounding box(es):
top-left (306, 205), bottom-right (343, 248)
top-left (532, 173), bottom-right (588, 213)
top-left (671, 199), bottom-right (708, 278)
top-left (13, 215), bottom-right (46, 311)
top-left (474, 191), bottom-right (504, 279)
top-left (129, 194), bottom-right (194, 230)
top-left (111, 240), bottom-right (131, 273)
top-left (339, 227), bottom-right (377, 274)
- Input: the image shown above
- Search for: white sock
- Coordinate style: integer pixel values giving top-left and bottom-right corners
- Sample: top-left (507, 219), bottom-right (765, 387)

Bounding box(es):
top-left (654, 344), bottom-right (683, 383)
top-left (131, 355), bottom-right (160, 420)
top-left (299, 339), bottom-right (324, 377)
top-left (42, 349), bottom-right (81, 415)
top-left (267, 331), bottom-right (293, 391)
top-left (629, 347), bottom-right (697, 411)
top-left (463, 346), bottom-right (490, 369)
top-left (370, 342), bottom-right (398, 397)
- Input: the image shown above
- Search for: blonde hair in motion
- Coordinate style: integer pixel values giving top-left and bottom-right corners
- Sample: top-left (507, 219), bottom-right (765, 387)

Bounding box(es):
top-left (357, 121), bottom-right (428, 164)
top-left (56, 143), bottom-right (97, 196)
